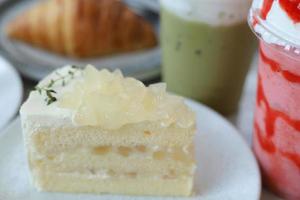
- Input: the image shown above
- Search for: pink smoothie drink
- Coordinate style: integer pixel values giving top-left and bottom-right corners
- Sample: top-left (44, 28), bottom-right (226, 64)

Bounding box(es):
top-left (249, 0), bottom-right (300, 199)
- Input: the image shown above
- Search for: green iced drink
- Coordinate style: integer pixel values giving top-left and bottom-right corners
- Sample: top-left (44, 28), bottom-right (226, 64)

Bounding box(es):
top-left (160, 0), bottom-right (256, 115)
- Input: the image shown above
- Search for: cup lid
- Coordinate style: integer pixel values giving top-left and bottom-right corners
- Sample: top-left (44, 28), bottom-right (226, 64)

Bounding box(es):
top-left (249, 0), bottom-right (300, 52)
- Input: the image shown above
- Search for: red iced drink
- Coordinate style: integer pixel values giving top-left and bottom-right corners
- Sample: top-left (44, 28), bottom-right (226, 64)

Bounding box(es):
top-left (249, 0), bottom-right (300, 199)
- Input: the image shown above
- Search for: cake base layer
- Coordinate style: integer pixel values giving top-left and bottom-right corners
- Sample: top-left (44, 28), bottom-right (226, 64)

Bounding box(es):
top-left (31, 155), bottom-right (195, 177)
top-left (33, 170), bottom-right (194, 196)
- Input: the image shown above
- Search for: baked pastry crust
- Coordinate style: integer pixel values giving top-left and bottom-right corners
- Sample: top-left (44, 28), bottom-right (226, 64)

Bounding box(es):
top-left (6, 0), bottom-right (157, 58)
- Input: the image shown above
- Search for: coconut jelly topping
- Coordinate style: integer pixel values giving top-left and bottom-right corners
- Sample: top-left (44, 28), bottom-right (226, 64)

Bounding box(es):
top-left (58, 65), bottom-right (195, 129)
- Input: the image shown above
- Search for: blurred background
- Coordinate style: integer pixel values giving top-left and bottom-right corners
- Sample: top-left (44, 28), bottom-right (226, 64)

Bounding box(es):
top-left (0, 0), bottom-right (257, 146)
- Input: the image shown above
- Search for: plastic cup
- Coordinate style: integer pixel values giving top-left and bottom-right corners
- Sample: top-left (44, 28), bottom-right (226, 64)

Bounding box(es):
top-left (249, 6), bottom-right (300, 200)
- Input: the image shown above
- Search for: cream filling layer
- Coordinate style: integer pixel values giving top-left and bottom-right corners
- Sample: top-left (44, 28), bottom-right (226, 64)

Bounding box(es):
top-left (29, 144), bottom-right (196, 176)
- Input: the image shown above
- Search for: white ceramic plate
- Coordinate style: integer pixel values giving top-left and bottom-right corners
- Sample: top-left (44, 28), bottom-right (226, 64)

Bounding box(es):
top-left (0, 55), bottom-right (22, 131)
top-left (0, 0), bottom-right (160, 81)
top-left (124, 0), bottom-right (160, 13)
top-left (0, 100), bottom-right (261, 200)
top-left (141, 0), bottom-right (160, 12)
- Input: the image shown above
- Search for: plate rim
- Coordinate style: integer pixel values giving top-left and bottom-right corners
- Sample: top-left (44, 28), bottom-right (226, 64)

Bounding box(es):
top-left (0, 99), bottom-right (262, 199)
top-left (186, 98), bottom-right (261, 200)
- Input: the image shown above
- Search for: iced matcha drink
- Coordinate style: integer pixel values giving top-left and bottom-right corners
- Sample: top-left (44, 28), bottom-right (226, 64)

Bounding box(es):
top-left (160, 0), bottom-right (256, 115)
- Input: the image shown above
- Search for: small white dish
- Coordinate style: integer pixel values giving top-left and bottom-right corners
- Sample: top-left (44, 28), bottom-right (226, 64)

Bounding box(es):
top-left (0, 99), bottom-right (261, 200)
top-left (0, 55), bottom-right (22, 131)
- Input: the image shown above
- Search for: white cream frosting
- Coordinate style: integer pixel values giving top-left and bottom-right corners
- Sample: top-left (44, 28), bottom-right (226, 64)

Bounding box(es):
top-left (160, 0), bottom-right (252, 26)
top-left (20, 65), bottom-right (195, 130)
top-left (20, 66), bottom-right (77, 129)
top-left (252, 0), bottom-right (300, 47)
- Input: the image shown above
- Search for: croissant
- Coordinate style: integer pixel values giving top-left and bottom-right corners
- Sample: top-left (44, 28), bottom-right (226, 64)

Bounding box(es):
top-left (6, 0), bottom-right (157, 58)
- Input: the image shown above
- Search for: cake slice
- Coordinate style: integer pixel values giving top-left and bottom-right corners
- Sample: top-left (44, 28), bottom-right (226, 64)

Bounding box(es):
top-left (20, 65), bottom-right (196, 196)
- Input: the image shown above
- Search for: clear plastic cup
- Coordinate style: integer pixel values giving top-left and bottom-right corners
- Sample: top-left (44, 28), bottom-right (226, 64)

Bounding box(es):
top-left (249, 5), bottom-right (300, 200)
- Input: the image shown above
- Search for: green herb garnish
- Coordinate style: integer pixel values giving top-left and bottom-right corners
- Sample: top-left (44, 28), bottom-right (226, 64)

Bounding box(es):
top-left (34, 65), bottom-right (81, 105)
